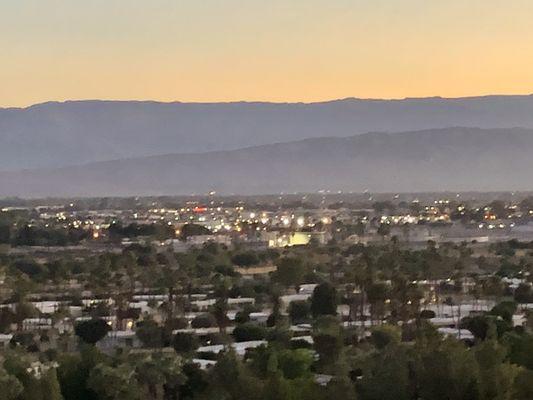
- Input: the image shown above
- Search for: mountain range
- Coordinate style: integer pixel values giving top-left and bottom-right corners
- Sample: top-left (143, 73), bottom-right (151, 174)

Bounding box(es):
top-left (2, 95), bottom-right (533, 171)
top-left (1, 127), bottom-right (532, 197)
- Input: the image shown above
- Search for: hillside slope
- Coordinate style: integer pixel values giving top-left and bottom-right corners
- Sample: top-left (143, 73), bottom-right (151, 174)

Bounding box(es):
top-left (2, 95), bottom-right (533, 169)
top-left (1, 127), bottom-right (532, 197)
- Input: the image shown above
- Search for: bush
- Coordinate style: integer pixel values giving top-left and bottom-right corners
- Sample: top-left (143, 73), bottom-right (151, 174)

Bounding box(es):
top-left (289, 300), bottom-right (310, 324)
top-left (166, 317), bottom-right (189, 330)
top-left (231, 252), bottom-right (260, 267)
top-left (136, 319), bottom-right (164, 348)
top-left (370, 325), bottom-right (401, 349)
top-left (74, 319), bottom-right (110, 345)
top-left (419, 309), bottom-right (436, 319)
top-left (490, 301), bottom-right (517, 323)
top-left (233, 323), bottom-right (267, 342)
top-left (173, 332), bottom-right (199, 354)
top-left (311, 282), bottom-right (337, 317)
top-left (191, 314), bottom-right (216, 329)
top-left (235, 310), bottom-right (251, 324)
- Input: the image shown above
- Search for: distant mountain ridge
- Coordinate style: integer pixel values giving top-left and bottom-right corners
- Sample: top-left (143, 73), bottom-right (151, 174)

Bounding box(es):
top-left (1, 127), bottom-right (533, 197)
top-left (2, 95), bottom-right (533, 170)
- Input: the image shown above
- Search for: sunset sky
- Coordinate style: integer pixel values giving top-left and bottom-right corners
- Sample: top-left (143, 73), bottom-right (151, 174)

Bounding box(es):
top-left (2, 0), bottom-right (533, 107)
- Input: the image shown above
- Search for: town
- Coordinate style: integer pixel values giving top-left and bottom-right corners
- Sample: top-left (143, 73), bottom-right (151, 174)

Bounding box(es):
top-left (2, 192), bottom-right (533, 399)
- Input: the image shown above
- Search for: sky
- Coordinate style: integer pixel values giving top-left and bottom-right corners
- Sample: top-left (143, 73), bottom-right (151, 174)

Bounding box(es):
top-left (2, 0), bottom-right (533, 107)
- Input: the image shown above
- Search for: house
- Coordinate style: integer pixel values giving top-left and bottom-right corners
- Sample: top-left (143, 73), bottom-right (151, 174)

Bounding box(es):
top-left (0, 334), bottom-right (13, 348)
top-left (197, 340), bottom-right (267, 356)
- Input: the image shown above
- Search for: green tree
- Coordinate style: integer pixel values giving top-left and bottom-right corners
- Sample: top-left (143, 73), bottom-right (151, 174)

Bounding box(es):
top-left (312, 316), bottom-right (343, 370)
top-left (414, 338), bottom-right (479, 400)
top-left (41, 369), bottom-right (64, 400)
top-left (513, 369), bottom-right (533, 400)
top-left (289, 300), bottom-right (311, 324)
top-left (212, 297), bottom-right (230, 334)
top-left (366, 282), bottom-right (389, 324)
top-left (357, 344), bottom-right (412, 400)
top-left (136, 319), bottom-right (164, 348)
top-left (504, 332), bottom-right (533, 370)
top-left (311, 282), bottom-right (337, 317)
top-left (0, 367), bottom-right (23, 400)
top-left (475, 339), bottom-right (519, 400)
top-left (75, 319), bottom-right (111, 345)
top-left (134, 352), bottom-right (185, 400)
top-left (370, 325), bottom-right (401, 350)
top-left (173, 332), bottom-right (199, 355)
top-left (490, 301), bottom-right (517, 323)
top-left (206, 349), bottom-right (264, 400)
top-left (275, 257), bottom-right (306, 288)
top-left (233, 323), bottom-right (267, 342)
top-left (87, 364), bottom-right (140, 400)
top-left (232, 252), bottom-right (260, 267)
top-left (57, 346), bottom-right (104, 400)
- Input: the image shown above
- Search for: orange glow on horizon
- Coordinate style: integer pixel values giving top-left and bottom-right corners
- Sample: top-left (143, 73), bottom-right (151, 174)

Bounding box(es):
top-left (2, 1), bottom-right (533, 107)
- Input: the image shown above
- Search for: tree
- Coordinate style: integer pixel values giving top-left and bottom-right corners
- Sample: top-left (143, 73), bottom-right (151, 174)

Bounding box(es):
top-left (277, 348), bottom-right (314, 380)
top-left (13, 301), bottom-right (38, 330)
top-left (206, 349), bottom-right (264, 400)
top-left (57, 345), bottom-right (106, 400)
top-left (191, 313), bottom-right (216, 329)
top-left (514, 283), bottom-right (533, 305)
top-left (0, 368), bottom-right (23, 400)
top-left (40, 368), bottom-right (64, 400)
top-left (377, 223), bottom-right (391, 239)
top-left (3, 353), bottom-right (64, 400)
top-left (212, 297), bottom-right (230, 334)
top-left (233, 323), bottom-right (267, 342)
top-left (505, 332), bottom-right (533, 370)
top-left (235, 309), bottom-right (251, 324)
top-left (414, 338), bottom-right (479, 400)
top-left (420, 309), bottom-right (436, 319)
top-left (173, 332), bottom-right (199, 355)
top-left (274, 257), bottom-right (306, 288)
top-left (232, 252), bottom-right (260, 267)
top-left (366, 282), bottom-right (389, 324)
top-left (312, 316), bottom-right (343, 369)
top-left (370, 325), bottom-right (401, 350)
top-left (289, 300), bottom-right (311, 324)
top-left (357, 344), bottom-right (412, 400)
top-left (475, 339), bottom-right (519, 400)
top-left (75, 319), bottom-right (111, 345)
top-left (134, 352), bottom-right (185, 400)
top-left (180, 224), bottom-right (210, 239)
top-left (178, 363), bottom-right (209, 400)
top-left (87, 364), bottom-right (140, 400)
top-left (311, 282), bottom-right (337, 317)
top-left (324, 376), bottom-right (356, 400)
top-left (0, 307), bottom-right (15, 333)
top-left (514, 369), bottom-right (533, 400)
top-left (136, 319), bottom-right (164, 348)
top-left (490, 301), bottom-right (517, 323)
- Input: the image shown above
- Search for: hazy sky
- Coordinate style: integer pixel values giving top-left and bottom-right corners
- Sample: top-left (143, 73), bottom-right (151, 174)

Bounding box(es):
top-left (2, 0), bottom-right (533, 107)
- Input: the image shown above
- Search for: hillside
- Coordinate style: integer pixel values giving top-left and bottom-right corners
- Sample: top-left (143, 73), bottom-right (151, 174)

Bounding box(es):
top-left (1, 127), bottom-right (532, 197)
top-left (2, 95), bottom-right (533, 170)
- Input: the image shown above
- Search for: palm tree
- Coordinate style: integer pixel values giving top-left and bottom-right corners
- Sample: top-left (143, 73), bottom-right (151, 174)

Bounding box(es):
top-left (367, 282), bottom-right (389, 326)
top-left (212, 297), bottom-right (229, 334)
